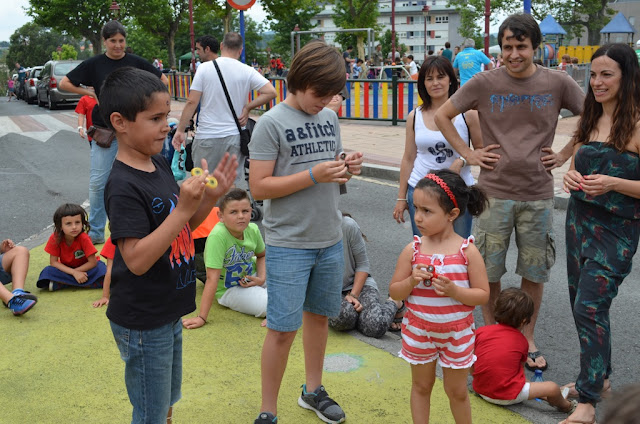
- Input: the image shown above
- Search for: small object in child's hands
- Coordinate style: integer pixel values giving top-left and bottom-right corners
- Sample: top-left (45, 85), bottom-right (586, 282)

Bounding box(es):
top-left (423, 265), bottom-right (437, 287)
top-left (338, 152), bottom-right (347, 161)
top-left (240, 277), bottom-right (250, 285)
top-left (191, 167), bottom-right (218, 188)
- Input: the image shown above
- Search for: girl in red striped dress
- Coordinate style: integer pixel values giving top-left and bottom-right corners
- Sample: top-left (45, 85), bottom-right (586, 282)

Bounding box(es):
top-left (390, 169), bottom-right (490, 424)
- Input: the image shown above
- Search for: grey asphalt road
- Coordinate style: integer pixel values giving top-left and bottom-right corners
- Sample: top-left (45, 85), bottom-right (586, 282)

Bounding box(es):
top-left (2, 98), bottom-right (638, 423)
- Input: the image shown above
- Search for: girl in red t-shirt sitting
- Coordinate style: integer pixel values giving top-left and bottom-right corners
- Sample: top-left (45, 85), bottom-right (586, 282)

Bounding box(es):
top-left (36, 203), bottom-right (107, 291)
top-left (472, 288), bottom-right (576, 414)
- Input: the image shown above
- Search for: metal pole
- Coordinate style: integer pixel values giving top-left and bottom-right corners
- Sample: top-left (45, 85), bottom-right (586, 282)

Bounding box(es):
top-left (424, 16), bottom-right (427, 61)
top-left (240, 10), bottom-right (246, 63)
top-left (291, 32), bottom-right (295, 59)
top-left (523, 0), bottom-right (531, 14)
top-left (391, 0), bottom-right (396, 61)
top-left (392, 74), bottom-right (398, 126)
top-left (484, 0), bottom-right (490, 55)
top-left (189, 0), bottom-right (195, 74)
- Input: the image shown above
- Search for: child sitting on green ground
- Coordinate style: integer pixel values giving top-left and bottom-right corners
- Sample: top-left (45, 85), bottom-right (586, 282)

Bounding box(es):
top-left (183, 188), bottom-right (267, 329)
top-left (472, 288), bottom-right (576, 414)
top-left (0, 239), bottom-right (37, 315)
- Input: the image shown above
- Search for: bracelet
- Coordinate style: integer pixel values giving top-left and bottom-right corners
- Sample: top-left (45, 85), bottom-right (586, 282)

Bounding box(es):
top-left (458, 156), bottom-right (467, 167)
top-left (309, 168), bottom-right (318, 184)
top-left (77, 126), bottom-right (83, 131)
top-left (198, 315), bottom-right (207, 324)
top-left (396, 198), bottom-right (407, 202)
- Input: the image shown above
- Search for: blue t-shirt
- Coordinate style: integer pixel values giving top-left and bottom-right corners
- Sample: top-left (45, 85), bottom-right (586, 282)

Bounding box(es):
top-left (453, 48), bottom-right (491, 85)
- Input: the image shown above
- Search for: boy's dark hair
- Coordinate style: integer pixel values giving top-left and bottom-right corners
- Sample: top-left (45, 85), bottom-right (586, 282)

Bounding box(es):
top-left (347, 45), bottom-right (353, 50)
top-left (99, 67), bottom-right (168, 130)
top-left (53, 203), bottom-right (90, 243)
top-left (407, 55), bottom-right (414, 60)
top-left (498, 13), bottom-right (541, 50)
top-left (102, 20), bottom-right (127, 40)
top-left (445, 41), bottom-right (451, 48)
top-left (219, 188), bottom-right (250, 212)
top-left (417, 56), bottom-right (458, 110)
top-left (494, 288), bottom-right (534, 328)
top-left (196, 35), bottom-right (220, 54)
top-left (415, 169), bottom-right (488, 216)
top-left (601, 384), bottom-right (640, 424)
top-left (287, 41), bottom-right (346, 97)
top-left (356, 58), bottom-right (364, 64)
top-left (222, 32), bottom-right (243, 51)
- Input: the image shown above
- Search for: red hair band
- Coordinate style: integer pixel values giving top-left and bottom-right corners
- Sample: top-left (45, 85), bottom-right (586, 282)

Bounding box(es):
top-left (424, 174), bottom-right (458, 209)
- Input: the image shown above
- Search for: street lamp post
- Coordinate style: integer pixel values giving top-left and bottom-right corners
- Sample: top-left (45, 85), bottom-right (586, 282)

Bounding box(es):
top-left (422, 6), bottom-right (430, 62)
top-left (109, 1), bottom-right (120, 20)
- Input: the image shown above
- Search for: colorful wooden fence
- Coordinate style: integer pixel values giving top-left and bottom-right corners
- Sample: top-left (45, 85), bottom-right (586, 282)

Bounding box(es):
top-left (169, 72), bottom-right (419, 125)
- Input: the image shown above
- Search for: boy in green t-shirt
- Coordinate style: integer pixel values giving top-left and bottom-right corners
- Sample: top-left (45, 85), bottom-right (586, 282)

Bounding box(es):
top-left (182, 188), bottom-right (267, 329)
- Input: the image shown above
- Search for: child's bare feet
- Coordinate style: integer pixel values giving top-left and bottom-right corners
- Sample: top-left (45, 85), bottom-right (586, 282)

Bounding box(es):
top-left (562, 381), bottom-right (611, 400)
top-left (261, 318), bottom-right (267, 327)
top-left (558, 402), bottom-right (596, 424)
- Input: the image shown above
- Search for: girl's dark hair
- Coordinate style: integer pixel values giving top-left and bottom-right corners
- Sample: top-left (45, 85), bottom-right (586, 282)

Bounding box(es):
top-left (494, 288), bottom-right (534, 328)
top-left (572, 43), bottom-right (640, 152)
top-left (102, 20), bottom-right (127, 40)
top-left (219, 188), bottom-right (250, 211)
top-left (53, 203), bottom-right (90, 243)
top-left (416, 56), bottom-right (458, 110)
top-left (99, 67), bottom-right (168, 129)
top-left (341, 212), bottom-right (367, 241)
top-left (415, 169), bottom-right (488, 216)
top-left (498, 13), bottom-right (541, 50)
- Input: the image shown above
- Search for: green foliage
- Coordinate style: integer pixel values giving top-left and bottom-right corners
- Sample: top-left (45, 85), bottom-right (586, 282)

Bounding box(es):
top-left (378, 29), bottom-right (407, 61)
top-left (261, 0), bottom-right (322, 62)
top-left (51, 44), bottom-right (78, 60)
top-left (27, 0), bottom-right (119, 55)
top-left (5, 23), bottom-right (70, 68)
top-left (332, 0), bottom-right (381, 60)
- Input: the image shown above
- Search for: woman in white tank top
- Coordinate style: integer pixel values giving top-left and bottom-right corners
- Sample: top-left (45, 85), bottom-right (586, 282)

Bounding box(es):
top-left (393, 56), bottom-right (484, 237)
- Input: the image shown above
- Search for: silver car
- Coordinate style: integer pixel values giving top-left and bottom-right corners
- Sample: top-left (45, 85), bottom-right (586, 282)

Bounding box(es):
top-left (36, 60), bottom-right (82, 110)
top-left (25, 66), bottom-right (44, 104)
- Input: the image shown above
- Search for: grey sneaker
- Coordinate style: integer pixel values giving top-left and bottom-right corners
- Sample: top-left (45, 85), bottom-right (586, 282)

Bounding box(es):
top-left (254, 412), bottom-right (277, 423)
top-left (297, 384), bottom-right (345, 423)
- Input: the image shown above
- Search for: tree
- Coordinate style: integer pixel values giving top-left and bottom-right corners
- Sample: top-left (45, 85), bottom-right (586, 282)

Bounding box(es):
top-left (530, 0), bottom-right (615, 45)
top-left (51, 44), bottom-right (78, 60)
top-left (332, 0), bottom-right (381, 60)
top-left (378, 29), bottom-right (407, 62)
top-left (27, 0), bottom-right (119, 55)
top-left (5, 23), bottom-right (69, 68)
top-left (261, 0), bottom-right (322, 61)
top-left (123, 0), bottom-right (190, 69)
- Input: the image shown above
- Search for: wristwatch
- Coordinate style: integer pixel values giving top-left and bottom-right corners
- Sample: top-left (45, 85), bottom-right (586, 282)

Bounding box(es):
top-left (458, 156), bottom-right (467, 167)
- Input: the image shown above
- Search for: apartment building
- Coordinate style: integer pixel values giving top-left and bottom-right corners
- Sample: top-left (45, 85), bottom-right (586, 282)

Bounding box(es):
top-left (312, 0), bottom-right (465, 59)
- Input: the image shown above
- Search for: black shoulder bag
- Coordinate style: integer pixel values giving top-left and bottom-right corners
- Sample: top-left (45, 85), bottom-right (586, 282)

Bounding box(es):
top-left (213, 60), bottom-right (255, 156)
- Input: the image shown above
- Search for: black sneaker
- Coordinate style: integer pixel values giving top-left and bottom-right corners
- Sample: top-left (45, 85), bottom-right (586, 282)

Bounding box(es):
top-left (297, 384), bottom-right (345, 423)
top-left (254, 412), bottom-right (277, 423)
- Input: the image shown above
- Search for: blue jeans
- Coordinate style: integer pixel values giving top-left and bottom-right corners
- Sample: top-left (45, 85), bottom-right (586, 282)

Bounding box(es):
top-left (110, 319), bottom-right (182, 424)
top-left (89, 140), bottom-right (118, 242)
top-left (407, 184), bottom-right (473, 238)
top-left (265, 241), bottom-right (344, 332)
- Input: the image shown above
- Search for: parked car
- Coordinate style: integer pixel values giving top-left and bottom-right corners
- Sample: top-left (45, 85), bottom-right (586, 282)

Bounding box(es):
top-left (36, 60), bottom-right (82, 110)
top-left (24, 66), bottom-right (44, 104)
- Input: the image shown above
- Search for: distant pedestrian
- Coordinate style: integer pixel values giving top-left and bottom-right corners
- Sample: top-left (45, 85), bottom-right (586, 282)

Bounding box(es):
top-left (75, 94), bottom-right (97, 143)
top-left (442, 41), bottom-right (453, 62)
top-left (344, 45), bottom-right (355, 77)
top-left (6, 78), bottom-right (16, 101)
top-left (15, 63), bottom-right (26, 100)
top-left (635, 39), bottom-right (640, 64)
top-left (406, 54), bottom-right (419, 80)
top-left (36, 203), bottom-right (107, 291)
top-left (452, 38), bottom-right (493, 85)
top-left (390, 169), bottom-right (489, 424)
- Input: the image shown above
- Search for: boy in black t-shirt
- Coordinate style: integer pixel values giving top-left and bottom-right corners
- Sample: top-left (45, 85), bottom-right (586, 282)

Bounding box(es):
top-left (100, 67), bottom-right (237, 423)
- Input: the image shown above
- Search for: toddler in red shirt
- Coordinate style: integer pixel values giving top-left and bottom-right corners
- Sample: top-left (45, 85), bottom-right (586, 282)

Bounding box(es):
top-left (473, 288), bottom-right (575, 414)
top-left (36, 203), bottom-right (106, 291)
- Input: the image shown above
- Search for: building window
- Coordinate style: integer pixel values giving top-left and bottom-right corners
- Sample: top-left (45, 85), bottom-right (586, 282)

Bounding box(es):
top-left (317, 19), bottom-right (323, 27)
top-left (435, 16), bottom-right (449, 24)
top-left (630, 16), bottom-right (635, 26)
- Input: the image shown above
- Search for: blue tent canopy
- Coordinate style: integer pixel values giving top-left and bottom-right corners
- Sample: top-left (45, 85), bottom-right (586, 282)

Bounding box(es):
top-left (539, 15), bottom-right (567, 36)
top-left (600, 12), bottom-right (635, 34)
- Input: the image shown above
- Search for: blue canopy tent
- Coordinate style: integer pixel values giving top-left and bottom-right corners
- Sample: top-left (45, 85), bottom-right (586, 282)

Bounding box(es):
top-left (600, 12), bottom-right (635, 44)
top-left (538, 15), bottom-right (567, 65)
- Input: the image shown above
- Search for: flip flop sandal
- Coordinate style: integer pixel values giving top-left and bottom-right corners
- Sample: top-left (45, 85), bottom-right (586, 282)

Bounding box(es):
top-left (389, 301), bottom-right (406, 332)
top-left (525, 350), bottom-right (549, 371)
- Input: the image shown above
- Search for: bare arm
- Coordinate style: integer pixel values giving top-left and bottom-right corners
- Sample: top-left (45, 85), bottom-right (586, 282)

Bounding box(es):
top-left (77, 114), bottom-right (86, 139)
top-left (243, 251), bottom-right (266, 287)
top-left (160, 73), bottom-right (169, 86)
top-left (172, 89), bottom-right (202, 149)
top-left (183, 267), bottom-right (221, 329)
top-left (239, 82), bottom-right (277, 126)
top-left (393, 110), bottom-right (418, 223)
top-left (59, 77), bottom-right (98, 103)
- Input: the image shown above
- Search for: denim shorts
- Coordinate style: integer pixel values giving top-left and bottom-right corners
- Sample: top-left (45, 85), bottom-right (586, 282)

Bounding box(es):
top-left (110, 319), bottom-right (183, 424)
top-left (265, 241), bottom-right (344, 332)
top-left (475, 198), bottom-right (555, 283)
top-left (0, 253), bottom-right (11, 285)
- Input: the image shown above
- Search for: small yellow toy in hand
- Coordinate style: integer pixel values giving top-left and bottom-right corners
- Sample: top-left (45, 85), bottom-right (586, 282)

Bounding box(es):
top-left (191, 167), bottom-right (218, 189)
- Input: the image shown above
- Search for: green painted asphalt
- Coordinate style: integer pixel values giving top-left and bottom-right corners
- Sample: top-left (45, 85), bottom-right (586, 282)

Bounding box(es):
top-left (0, 241), bottom-right (530, 424)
